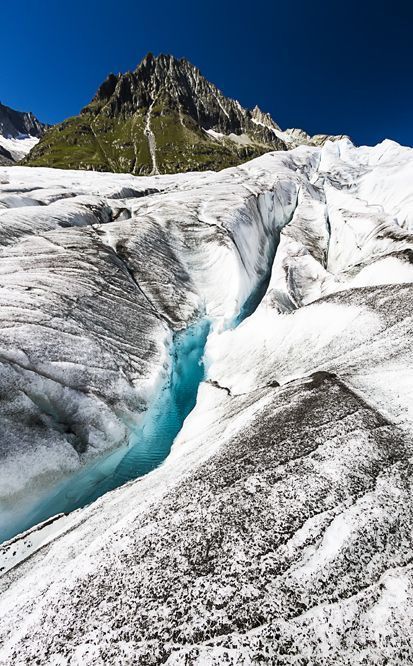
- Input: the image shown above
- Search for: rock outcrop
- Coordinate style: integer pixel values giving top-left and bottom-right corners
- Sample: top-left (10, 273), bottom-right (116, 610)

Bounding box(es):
top-left (24, 54), bottom-right (345, 174)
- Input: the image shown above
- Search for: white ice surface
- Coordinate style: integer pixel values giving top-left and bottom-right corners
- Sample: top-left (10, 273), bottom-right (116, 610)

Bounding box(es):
top-left (0, 139), bottom-right (412, 664)
top-left (0, 135), bottom-right (39, 161)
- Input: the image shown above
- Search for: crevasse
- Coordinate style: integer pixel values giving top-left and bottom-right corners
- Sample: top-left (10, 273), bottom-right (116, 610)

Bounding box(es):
top-left (0, 183), bottom-right (298, 544)
top-left (0, 321), bottom-right (210, 542)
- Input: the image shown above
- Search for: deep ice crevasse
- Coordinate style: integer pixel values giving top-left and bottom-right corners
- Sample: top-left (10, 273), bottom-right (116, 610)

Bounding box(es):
top-left (0, 148), bottom-right (304, 543)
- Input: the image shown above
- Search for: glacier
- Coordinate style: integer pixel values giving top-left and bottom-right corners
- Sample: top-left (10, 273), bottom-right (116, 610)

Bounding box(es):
top-left (0, 135), bottom-right (39, 164)
top-left (0, 139), bottom-right (412, 664)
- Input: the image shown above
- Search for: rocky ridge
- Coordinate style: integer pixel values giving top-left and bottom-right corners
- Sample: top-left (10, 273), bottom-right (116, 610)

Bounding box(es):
top-left (24, 53), bottom-right (347, 174)
top-left (0, 102), bottom-right (45, 139)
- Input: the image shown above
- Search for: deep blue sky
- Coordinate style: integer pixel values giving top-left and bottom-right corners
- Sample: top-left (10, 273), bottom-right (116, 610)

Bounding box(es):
top-left (1, 0), bottom-right (412, 146)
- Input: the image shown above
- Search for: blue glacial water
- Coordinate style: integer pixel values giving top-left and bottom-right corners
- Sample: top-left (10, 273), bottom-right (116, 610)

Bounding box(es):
top-left (1, 320), bottom-right (210, 543)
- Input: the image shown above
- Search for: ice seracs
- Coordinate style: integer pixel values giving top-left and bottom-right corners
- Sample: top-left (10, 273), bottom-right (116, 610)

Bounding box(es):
top-left (0, 138), bottom-right (412, 664)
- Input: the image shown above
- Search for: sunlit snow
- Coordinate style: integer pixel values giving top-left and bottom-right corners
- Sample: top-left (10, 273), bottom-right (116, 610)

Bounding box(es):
top-left (0, 139), bottom-right (412, 664)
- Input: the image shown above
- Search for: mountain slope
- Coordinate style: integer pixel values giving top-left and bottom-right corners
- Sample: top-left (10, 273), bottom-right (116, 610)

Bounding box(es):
top-left (24, 54), bottom-right (346, 174)
top-left (0, 102), bottom-right (47, 165)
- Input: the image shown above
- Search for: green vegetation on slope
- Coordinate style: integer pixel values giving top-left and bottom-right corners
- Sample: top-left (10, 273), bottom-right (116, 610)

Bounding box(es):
top-left (24, 53), bottom-right (286, 174)
top-left (24, 108), bottom-right (274, 175)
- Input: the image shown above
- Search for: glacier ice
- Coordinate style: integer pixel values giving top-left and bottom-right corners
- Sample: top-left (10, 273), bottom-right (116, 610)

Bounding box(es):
top-left (0, 135), bottom-right (39, 163)
top-left (0, 139), bottom-right (412, 664)
top-left (0, 151), bottom-right (307, 539)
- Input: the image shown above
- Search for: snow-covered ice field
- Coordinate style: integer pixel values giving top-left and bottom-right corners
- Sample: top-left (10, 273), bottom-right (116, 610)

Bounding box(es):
top-left (0, 139), bottom-right (412, 664)
top-left (0, 135), bottom-right (39, 162)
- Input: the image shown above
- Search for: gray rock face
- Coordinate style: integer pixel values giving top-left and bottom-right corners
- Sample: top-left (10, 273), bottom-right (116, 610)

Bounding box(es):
top-left (0, 145), bottom-right (13, 166)
top-left (91, 53), bottom-right (348, 152)
top-left (90, 53), bottom-right (285, 147)
top-left (0, 102), bottom-right (46, 139)
top-left (0, 103), bottom-right (47, 165)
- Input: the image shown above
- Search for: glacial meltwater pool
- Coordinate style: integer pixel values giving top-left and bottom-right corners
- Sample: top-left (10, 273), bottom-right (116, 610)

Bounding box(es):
top-left (0, 320), bottom-right (210, 543)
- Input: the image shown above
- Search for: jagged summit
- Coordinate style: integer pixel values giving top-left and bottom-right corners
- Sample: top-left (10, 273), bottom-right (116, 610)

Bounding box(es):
top-left (86, 52), bottom-right (283, 144)
top-left (24, 53), bottom-right (347, 174)
top-left (251, 104), bottom-right (281, 131)
top-left (0, 101), bottom-right (45, 139)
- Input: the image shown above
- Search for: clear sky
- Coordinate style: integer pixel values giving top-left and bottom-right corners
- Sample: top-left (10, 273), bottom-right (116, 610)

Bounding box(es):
top-left (1, 0), bottom-right (411, 146)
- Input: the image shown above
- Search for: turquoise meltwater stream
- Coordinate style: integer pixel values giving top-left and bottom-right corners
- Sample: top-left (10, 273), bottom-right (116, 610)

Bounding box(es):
top-left (0, 320), bottom-right (210, 542)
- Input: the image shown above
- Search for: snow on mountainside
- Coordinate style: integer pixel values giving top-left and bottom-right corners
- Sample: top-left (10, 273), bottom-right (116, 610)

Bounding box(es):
top-left (0, 135), bottom-right (40, 162)
top-left (250, 108), bottom-right (351, 148)
top-left (0, 139), bottom-right (412, 664)
top-left (0, 102), bottom-right (46, 165)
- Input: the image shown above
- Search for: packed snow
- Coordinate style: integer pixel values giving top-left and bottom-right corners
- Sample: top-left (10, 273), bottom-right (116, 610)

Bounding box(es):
top-left (0, 139), bottom-right (412, 664)
top-left (0, 134), bottom-right (39, 162)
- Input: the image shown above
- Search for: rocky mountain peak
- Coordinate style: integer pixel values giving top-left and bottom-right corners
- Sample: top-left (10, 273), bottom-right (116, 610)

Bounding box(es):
top-left (251, 105), bottom-right (281, 131)
top-left (0, 102), bottom-right (47, 165)
top-left (86, 53), bottom-right (284, 141)
top-left (0, 102), bottom-right (46, 139)
top-left (25, 53), bottom-right (350, 175)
